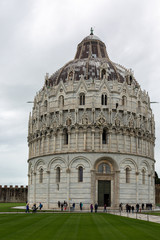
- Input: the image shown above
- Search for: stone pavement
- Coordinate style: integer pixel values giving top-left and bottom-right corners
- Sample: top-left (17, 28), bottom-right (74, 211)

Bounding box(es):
top-left (107, 210), bottom-right (160, 224)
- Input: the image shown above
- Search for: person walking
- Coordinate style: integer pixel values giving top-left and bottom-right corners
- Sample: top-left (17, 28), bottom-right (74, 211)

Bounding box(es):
top-left (95, 203), bottom-right (98, 213)
top-left (90, 204), bottom-right (93, 213)
top-left (26, 202), bottom-right (29, 213)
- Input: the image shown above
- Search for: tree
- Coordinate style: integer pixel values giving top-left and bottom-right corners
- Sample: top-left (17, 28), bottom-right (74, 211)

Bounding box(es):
top-left (155, 171), bottom-right (160, 184)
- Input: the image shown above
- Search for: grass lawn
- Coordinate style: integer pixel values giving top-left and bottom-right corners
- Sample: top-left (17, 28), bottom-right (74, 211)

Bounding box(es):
top-left (0, 213), bottom-right (160, 240)
top-left (0, 203), bottom-right (25, 212)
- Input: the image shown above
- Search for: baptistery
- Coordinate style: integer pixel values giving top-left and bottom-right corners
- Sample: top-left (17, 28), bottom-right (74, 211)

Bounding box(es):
top-left (28, 30), bottom-right (155, 209)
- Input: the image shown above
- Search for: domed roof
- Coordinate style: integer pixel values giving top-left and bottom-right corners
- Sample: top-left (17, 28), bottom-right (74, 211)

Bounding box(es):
top-left (48, 31), bottom-right (137, 86)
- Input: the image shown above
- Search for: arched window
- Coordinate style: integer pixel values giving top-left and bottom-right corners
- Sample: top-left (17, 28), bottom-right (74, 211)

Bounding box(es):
top-left (68, 71), bottom-right (73, 80)
top-left (56, 167), bottom-right (61, 183)
top-left (64, 129), bottom-right (68, 145)
top-left (80, 93), bottom-right (85, 105)
top-left (122, 96), bottom-right (127, 106)
top-left (78, 166), bottom-right (83, 182)
top-left (101, 94), bottom-right (107, 105)
top-left (59, 95), bottom-right (64, 107)
top-left (138, 101), bottom-right (141, 111)
top-left (142, 169), bottom-right (145, 184)
top-left (98, 163), bottom-right (111, 174)
top-left (39, 168), bottom-right (43, 183)
top-left (102, 129), bottom-right (108, 144)
top-left (126, 167), bottom-right (130, 183)
top-left (101, 69), bottom-right (106, 79)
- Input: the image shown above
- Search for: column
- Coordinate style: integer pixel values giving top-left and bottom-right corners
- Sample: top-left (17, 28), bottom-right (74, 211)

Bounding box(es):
top-left (75, 128), bottom-right (78, 150)
top-left (109, 131), bottom-right (111, 152)
top-left (42, 136), bottom-right (45, 155)
top-left (115, 171), bottom-right (120, 208)
top-left (47, 134), bottom-right (50, 153)
top-left (66, 167), bottom-right (70, 209)
top-left (53, 132), bottom-right (56, 152)
top-left (46, 171), bottom-right (50, 209)
top-left (91, 128), bottom-right (95, 151)
top-left (124, 135), bottom-right (126, 153)
top-left (33, 172), bottom-right (36, 204)
top-left (68, 130), bottom-right (71, 151)
top-left (59, 130), bottom-right (63, 151)
top-left (100, 129), bottom-right (102, 150)
top-left (136, 172), bottom-right (139, 203)
top-left (83, 129), bottom-right (87, 150)
top-left (148, 174), bottom-right (151, 203)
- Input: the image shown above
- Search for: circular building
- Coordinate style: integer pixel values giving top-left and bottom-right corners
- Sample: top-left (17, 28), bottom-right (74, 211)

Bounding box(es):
top-left (28, 31), bottom-right (155, 210)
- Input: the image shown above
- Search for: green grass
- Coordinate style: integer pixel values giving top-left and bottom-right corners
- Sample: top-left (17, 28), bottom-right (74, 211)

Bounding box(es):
top-left (0, 213), bottom-right (160, 240)
top-left (0, 203), bottom-right (25, 212)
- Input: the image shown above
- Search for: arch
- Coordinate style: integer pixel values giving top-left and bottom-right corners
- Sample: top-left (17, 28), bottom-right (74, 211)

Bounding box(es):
top-left (120, 158), bottom-right (138, 172)
top-left (79, 93), bottom-right (85, 105)
top-left (98, 163), bottom-right (111, 174)
top-left (122, 95), bottom-right (127, 106)
top-left (58, 95), bottom-right (64, 107)
top-left (34, 159), bottom-right (45, 172)
top-left (101, 94), bottom-right (107, 105)
top-left (63, 128), bottom-right (68, 145)
top-left (94, 156), bottom-right (118, 172)
top-left (69, 156), bottom-right (91, 168)
top-left (47, 157), bottom-right (67, 171)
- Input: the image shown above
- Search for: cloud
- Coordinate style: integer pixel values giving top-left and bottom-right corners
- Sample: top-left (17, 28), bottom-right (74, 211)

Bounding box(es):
top-left (0, 0), bottom-right (160, 185)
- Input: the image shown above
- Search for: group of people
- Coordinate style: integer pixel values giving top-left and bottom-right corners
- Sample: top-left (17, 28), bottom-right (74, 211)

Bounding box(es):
top-left (90, 203), bottom-right (98, 213)
top-left (119, 203), bottom-right (153, 213)
top-left (25, 202), bottom-right (43, 213)
top-left (58, 201), bottom-right (68, 211)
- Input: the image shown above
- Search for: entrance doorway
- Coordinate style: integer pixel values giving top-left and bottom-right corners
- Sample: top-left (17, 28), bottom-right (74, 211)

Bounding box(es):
top-left (98, 180), bottom-right (111, 207)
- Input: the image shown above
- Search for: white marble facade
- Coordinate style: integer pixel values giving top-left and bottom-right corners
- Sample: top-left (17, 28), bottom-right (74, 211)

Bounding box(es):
top-left (28, 32), bottom-right (155, 209)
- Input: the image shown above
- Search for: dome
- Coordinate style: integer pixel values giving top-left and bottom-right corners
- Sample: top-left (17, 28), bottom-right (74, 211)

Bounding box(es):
top-left (47, 32), bottom-right (138, 87)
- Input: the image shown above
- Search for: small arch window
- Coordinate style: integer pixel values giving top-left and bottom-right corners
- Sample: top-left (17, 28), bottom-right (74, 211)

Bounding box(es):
top-left (56, 167), bottom-right (61, 183)
top-left (102, 129), bottom-right (108, 144)
top-left (101, 94), bottom-right (107, 105)
top-left (80, 93), bottom-right (85, 105)
top-left (142, 169), bottom-right (145, 184)
top-left (59, 95), bottom-right (64, 107)
top-left (39, 168), bottom-right (43, 183)
top-left (126, 167), bottom-right (130, 183)
top-left (122, 96), bottom-right (127, 106)
top-left (68, 71), bottom-right (73, 80)
top-left (138, 101), bottom-right (141, 111)
top-left (101, 69), bottom-right (106, 79)
top-left (98, 163), bottom-right (111, 174)
top-left (78, 166), bottom-right (83, 182)
top-left (64, 129), bottom-right (68, 145)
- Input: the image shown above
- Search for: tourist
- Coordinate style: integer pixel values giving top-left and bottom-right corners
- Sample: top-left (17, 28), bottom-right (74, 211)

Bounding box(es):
top-left (72, 203), bottom-right (75, 211)
top-left (104, 204), bottom-right (107, 212)
top-left (95, 203), bottom-right (98, 213)
top-left (26, 202), bottom-right (29, 213)
top-left (90, 204), bottom-right (93, 213)
top-left (136, 203), bottom-right (139, 212)
top-left (32, 203), bottom-right (38, 213)
top-left (61, 203), bottom-right (63, 211)
top-left (58, 201), bottom-right (60, 208)
top-left (39, 202), bottom-right (43, 210)
top-left (80, 202), bottom-right (83, 211)
top-left (131, 205), bottom-right (134, 213)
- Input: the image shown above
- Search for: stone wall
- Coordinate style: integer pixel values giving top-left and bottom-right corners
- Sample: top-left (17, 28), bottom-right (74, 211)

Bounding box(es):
top-left (155, 184), bottom-right (160, 204)
top-left (0, 185), bottom-right (28, 203)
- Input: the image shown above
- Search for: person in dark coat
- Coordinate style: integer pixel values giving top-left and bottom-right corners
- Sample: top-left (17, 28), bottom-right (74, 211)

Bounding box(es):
top-left (95, 203), bottom-right (98, 213)
top-left (90, 204), bottom-right (93, 213)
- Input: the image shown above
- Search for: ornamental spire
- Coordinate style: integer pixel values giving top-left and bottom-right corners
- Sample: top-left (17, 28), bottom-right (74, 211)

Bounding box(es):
top-left (90, 27), bottom-right (94, 35)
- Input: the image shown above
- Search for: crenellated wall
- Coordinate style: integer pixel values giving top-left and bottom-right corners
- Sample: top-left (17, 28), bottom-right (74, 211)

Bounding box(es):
top-left (0, 185), bottom-right (28, 203)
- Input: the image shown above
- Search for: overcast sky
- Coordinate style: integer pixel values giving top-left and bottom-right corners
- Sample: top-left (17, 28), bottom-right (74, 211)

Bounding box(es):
top-left (0, 0), bottom-right (160, 186)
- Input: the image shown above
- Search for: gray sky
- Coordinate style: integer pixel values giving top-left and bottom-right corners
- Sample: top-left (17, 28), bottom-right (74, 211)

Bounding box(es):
top-left (0, 0), bottom-right (160, 186)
